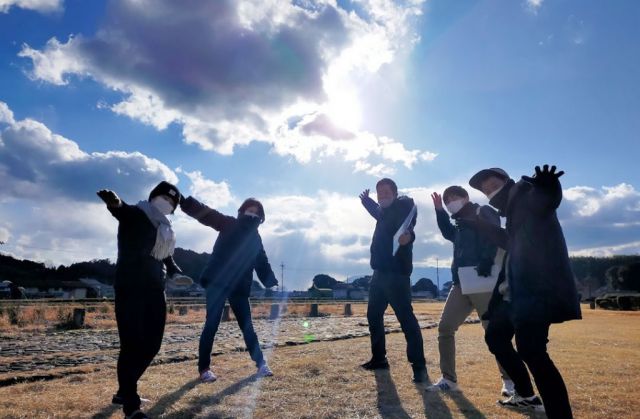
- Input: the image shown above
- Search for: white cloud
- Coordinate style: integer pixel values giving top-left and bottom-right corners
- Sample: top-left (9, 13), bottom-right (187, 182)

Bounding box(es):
top-left (0, 0), bottom-right (62, 14)
top-left (177, 169), bottom-right (234, 209)
top-left (525, 0), bottom-right (543, 13)
top-left (18, 0), bottom-right (435, 175)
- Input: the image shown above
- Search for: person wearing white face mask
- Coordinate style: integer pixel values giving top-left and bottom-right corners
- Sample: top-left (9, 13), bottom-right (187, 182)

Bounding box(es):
top-left (97, 181), bottom-right (184, 419)
top-left (428, 186), bottom-right (512, 396)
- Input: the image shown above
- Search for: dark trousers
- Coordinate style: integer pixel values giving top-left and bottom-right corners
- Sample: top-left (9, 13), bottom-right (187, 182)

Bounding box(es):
top-left (367, 271), bottom-right (425, 368)
top-left (115, 287), bottom-right (166, 416)
top-left (198, 285), bottom-right (264, 372)
top-left (485, 300), bottom-right (573, 419)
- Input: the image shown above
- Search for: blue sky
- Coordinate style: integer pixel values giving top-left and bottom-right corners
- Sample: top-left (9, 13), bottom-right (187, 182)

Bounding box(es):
top-left (1, 0), bottom-right (639, 290)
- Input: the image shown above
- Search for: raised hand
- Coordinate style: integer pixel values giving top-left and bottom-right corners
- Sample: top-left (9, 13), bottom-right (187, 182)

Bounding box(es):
top-left (359, 189), bottom-right (371, 201)
top-left (431, 192), bottom-right (443, 210)
top-left (96, 189), bottom-right (121, 207)
top-left (522, 164), bottom-right (565, 186)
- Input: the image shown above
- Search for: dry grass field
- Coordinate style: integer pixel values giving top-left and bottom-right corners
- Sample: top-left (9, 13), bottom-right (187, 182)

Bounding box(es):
top-left (0, 303), bottom-right (638, 418)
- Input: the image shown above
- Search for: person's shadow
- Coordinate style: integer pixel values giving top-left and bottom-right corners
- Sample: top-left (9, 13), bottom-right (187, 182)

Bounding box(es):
top-left (415, 379), bottom-right (454, 419)
top-left (444, 391), bottom-right (487, 419)
top-left (146, 378), bottom-right (200, 417)
top-left (374, 369), bottom-right (412, 419)
top-left (159, 374), bottom-right (259, 419)
top-left (90, 403), bottom-right (119, 419)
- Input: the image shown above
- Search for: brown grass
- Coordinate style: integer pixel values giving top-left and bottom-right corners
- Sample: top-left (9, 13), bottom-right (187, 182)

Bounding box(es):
top-left (1, 304), bottom-right (638, 418)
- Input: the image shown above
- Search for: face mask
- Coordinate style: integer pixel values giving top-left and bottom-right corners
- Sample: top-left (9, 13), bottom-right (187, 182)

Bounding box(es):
top-left (151, 197), bottom-right (174, 215)
top-left (488, 179), bottom-right (515, 213)
top-left (446, 199), bottom-right (467, 215)
top-left (486, 184), bottom-right (505, 200)
top-left (378, 197), bottom-right (395, 209)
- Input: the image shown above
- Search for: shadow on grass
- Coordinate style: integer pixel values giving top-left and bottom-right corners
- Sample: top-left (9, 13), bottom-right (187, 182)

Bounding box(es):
top-left (415, 379), bottom-right (454, 419)
top-left (146, 378), bottom-right (200, 417)
top-left (160, 374), bottom-right (259, 419)
top-left (90, 403), bottom-right (120, 419)
top-left (374, 369), bottom-right (412, 419)
top-left (444, 391), bottom-right (487, 419)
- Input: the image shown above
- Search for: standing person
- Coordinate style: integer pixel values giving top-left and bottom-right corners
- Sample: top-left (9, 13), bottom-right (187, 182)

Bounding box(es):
top-left (359, 178), bottom-right (427, 383)
top-left (427, 187), bottom-right (513, 396)
top-left (468, 165), bottom-right (581, 418)
top-left (98, 181), bottom-right (183, 419)
top-left (180, 195), bottom-right (278, 382)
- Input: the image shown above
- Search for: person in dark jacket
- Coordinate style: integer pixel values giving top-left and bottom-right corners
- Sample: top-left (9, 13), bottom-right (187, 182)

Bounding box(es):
top-left (427, 186), bottom-right (512, 396)
top-left (98, 181), bottom-right (183, 419)
top-left (468, 165), bottom-right (581, 418)
top-left (359, 178), bottom-right (427, 383)
top-left (180, 195), bottom-right (278, 382)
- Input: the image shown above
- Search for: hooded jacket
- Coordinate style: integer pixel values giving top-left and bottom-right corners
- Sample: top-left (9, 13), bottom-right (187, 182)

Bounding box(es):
top-left (435, 202), bottom-right (500, 285)
top-left (476, 178), bottom-right (582, 325)
top-left (368, 195), bottom-right (417, 276)
top-left (180, 196), bottom-right (277, 296)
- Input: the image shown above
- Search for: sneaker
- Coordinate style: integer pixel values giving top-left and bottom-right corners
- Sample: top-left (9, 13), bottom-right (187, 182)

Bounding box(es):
top-left (498, 394), bottom-right (545, 412)
top-left (199, 369), bottom-right (217, 383)
top-left (501, 379), bottom-right (516, 397)
top-left (257, 363), bottom-right (274, 377)
top-left (412, 367), bottom-right (428, 383)
top-left (124, 410), bottom-right (149, 419)
top-left (112, 394), bottom-right (150, 405)
top-left (426, 377), bottom-right (461, 392)
top-left (360, 358), bottom-right (390, 370)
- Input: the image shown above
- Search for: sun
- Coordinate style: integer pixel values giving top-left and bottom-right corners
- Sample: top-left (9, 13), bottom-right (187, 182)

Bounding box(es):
top-left (323, 87), bottom-right (363, 133)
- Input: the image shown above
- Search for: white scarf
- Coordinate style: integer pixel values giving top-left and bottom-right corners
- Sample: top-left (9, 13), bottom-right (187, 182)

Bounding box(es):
top-left (136, 200), bottom-right (176, 260)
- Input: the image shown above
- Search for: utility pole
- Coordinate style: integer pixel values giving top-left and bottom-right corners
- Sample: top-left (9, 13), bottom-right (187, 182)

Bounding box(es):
top-left (436, 257), bottom-right (440, 298)
top-left (280, 262), bottom-right (285, 294)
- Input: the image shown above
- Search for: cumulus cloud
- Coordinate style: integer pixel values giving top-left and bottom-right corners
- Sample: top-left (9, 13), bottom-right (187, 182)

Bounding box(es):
top-left (177, 168), bottom-right (234, 209)
top-left (18, 0), bottom-right (435, 175)
top-left (525, 0), bottom-right (544, 13)
top-left (0, 0), bottom-right (62, 14)
top-left (0, 101), bottom-right (177, 202)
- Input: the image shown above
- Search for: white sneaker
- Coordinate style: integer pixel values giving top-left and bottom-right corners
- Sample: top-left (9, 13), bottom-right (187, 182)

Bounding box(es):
top-left (498, 394), bottom-right (545, 412)
top-left (257, 363), bottom-right (274, 377)
top-left (426, 377), bottom-right (461, 392)
top-left (199, 369), bottom-right (217, 383)
top-left (501, 379), bottom-right (515, 397)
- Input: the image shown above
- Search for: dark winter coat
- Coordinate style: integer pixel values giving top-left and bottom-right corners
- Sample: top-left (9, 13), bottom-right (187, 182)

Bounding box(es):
top-left (436, 203), bottom-right (500, 285)
top-left (369, 196), bottom-right (416, 276)
top-left (108, 203), bottom-right (180, 292)
top-left (476, 179), bottom-right (582, 325)
top-left (180, 197), bottom-right (277, 296)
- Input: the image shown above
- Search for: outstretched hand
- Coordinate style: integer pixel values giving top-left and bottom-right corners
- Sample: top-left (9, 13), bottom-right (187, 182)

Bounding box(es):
top-left (522, 165), bottom-right (564, 186)
top-left (359, 189), bottom-right (371, 201)
top-left (96, 189), bottom-right (121, 208)
top-left (431, 192), bottom-right (443, 210)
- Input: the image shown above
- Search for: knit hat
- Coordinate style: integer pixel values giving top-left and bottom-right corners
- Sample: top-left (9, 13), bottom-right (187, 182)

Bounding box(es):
top-left (149, 181), bottom-right (181, 210)
top-left (469, 168), bottom-right (510, 191)
top-left (238, 198), bottom-right (265, 223)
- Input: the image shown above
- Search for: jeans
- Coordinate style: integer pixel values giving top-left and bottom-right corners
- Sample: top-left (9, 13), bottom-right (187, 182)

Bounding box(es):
top-left (198, 285), bottom-right (264, 373)
top-left (367, 271), bottom-right (425, 368)
top-left (485, 300), bottom-right (573, 419)
top-left (115, 287), bottom-right (166, 416)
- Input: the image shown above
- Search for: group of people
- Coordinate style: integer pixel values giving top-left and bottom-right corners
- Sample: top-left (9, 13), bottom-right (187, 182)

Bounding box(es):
top-left (98, 163), bottom-right (580, 419)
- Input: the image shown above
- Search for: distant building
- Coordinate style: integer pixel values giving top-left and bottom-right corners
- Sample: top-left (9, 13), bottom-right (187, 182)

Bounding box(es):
top-left (21, 280), bottom-right (91, 299)
top-left (79, 278), bottom-right (115, 298)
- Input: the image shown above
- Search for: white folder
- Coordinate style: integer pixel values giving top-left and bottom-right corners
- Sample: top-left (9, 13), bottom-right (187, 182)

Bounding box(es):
top-left (458, 249), bottom-right (505, 295)
top-left (393, 204), bottom-right (417, 256)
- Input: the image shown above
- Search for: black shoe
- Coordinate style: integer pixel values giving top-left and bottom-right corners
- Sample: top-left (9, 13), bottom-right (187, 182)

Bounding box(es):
top-left (412, 366), bottom-right (428, 383)
top-left (361, 358), bottom-right (390, 370)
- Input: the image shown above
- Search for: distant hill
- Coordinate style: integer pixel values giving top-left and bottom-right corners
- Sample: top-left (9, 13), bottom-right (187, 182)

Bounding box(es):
top-left (1, 252), bottom-right (639, 292)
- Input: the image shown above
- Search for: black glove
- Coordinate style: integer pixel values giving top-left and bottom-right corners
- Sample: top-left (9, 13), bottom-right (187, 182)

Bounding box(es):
top-left (522, 164), bottom-right (564, 186)
top-left (96, 189), bottom-right (121, 207)
top-left (475, 259), bottom-right (493, 277)
top-left (261, 273), bottom-right (278, 289)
